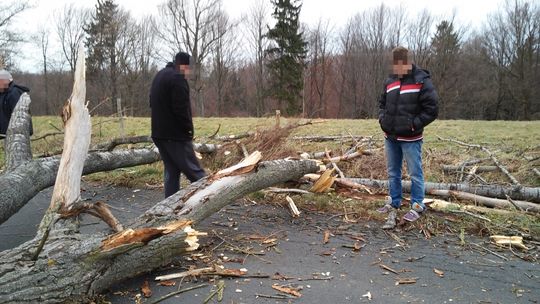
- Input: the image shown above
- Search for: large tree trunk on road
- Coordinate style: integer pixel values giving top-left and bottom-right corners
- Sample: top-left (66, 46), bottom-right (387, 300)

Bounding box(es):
top-left (0, 158), bottom-right (318, 303)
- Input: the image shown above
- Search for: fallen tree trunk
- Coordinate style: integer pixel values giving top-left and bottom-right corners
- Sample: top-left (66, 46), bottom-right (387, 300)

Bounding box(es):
top-left (0, 159), bottom-right (318, 303)
top-left (345, 178), bottom-right (540, 203)
top-left (428, 189), bottom-right (540, 213)
top-left (0, 148), bottom-right (160, 225)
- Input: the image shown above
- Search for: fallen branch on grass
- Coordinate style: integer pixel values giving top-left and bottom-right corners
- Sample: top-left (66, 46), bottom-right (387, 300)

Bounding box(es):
top-left (428, 189), bottom-right (539, 213)
top-left (30, 131), bottom-right (64, 141)
top-left (438, 136), bottom-right (522, 188)
top-left (291, 135), bottom-right (372, 142)
top-left (442, 165), bottom-right (498, 173)
top-left (91, 135), bottom-right (152, 151)
top-left (345, 178), bottom-right (540, 203)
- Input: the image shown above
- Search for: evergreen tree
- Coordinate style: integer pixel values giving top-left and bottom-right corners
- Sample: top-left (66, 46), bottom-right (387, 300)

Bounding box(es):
top-left (84, 0), bottom-right (121, 113)
top-left (266, 0), bottom-right (307, 115)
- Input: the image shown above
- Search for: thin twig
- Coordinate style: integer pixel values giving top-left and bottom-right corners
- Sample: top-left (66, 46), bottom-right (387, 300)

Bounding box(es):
top-left (297, 276), bottom-right (334, 281)
top-left (325, 149), bottom-right (345, 179)
top-left (256, 293), bottom-right (297, 300)
top-left (212, 230), bottom-right (271, 263)
top-left (449, 210), bottom-right (491, 222)
top-left (31, 132), bottom-right (64, 141)
top-left (147, 284), bottom-right (208, 304)
top-left (208, 124), bottom-right (221, 139)
top-left (265, 187), bottom-right (310, 194)
top-left (48, 122), bottom-right (62, 132)
top-left (505, 194), bottom-right (524, 212)
top-left (470, 242), bottom-right (509, 261)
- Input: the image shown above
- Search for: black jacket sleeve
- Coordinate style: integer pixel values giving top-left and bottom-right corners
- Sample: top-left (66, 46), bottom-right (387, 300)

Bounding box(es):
top-left (378, 80), bottom-right (387, 121)
top-left (7, 87), bottom-right (33, 136)
top-left (170, 74), bottom-right (194, 138)
top-left (413, 78), bottom-right (438, 130)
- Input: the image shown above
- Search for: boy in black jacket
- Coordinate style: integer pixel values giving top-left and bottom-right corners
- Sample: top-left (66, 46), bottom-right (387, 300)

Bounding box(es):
top-left (377, 46), bottom-right (438, 228)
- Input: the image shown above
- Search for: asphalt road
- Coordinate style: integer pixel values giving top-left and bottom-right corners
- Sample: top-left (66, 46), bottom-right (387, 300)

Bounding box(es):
top-left (1, 184), bottom-right (538, 304)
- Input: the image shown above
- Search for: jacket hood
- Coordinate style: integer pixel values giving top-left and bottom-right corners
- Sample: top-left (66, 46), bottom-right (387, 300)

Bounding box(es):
top-left (412, 64), bottom-right (431, 83)
top-left (388, 64), bottom-right (431, 83)
top-left (9, 82), bottom-right (30, 93)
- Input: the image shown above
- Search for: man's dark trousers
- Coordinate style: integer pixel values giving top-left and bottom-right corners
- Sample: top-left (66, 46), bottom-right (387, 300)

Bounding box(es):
top-left (153, 139), bottom-right (206, 198)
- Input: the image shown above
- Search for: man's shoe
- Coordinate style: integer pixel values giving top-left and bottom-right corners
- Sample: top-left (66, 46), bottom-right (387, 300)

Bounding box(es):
top-left (382, 210), bottom-right (397, 229)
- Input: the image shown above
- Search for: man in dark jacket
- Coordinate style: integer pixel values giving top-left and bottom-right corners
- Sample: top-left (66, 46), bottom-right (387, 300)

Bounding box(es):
top-left (0, 70), bottom-right (31, 138)
top-left (150, 52), bottom-right (206, 198)
top-left (377, 46), bottom-right (438, 228)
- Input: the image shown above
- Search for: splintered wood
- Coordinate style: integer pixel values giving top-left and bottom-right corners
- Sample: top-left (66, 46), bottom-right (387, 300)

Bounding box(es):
top-left (286, 196), bottom-right (301, 217)
top-left (100, 220), bottom-right (205, 251)
top-left (490, 235), bottom-right (529, 250)
top-left (213, 151), bottom-right (262, 179)
top-left (310, 169), bottom-right (336, 193)
top-left (271, 284), bottom-right (302, 298)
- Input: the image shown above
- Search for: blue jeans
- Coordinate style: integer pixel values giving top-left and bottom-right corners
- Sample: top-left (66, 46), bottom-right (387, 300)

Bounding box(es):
top-left (385, 138), bottom-right (425, 209)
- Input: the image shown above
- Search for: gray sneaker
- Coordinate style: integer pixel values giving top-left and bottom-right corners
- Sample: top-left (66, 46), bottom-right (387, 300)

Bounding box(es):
top-left (382, 210), bottom-right (397, 229)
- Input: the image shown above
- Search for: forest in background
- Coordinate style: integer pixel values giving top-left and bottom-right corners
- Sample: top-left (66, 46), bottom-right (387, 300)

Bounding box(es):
top-left (1, 0), bottom-right (539, 120)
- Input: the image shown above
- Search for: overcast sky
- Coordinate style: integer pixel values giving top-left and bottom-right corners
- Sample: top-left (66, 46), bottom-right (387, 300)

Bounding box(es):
top-left (15, 0), bottom-right (505, 72)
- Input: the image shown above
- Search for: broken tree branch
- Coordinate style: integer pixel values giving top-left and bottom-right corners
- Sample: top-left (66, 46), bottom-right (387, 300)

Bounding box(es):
top-left (291, 135), bottom-right (372, 142)
top-left (428, 190), bottom-right (539, 213)
top-left (442, 165), bottom-right (497, 173)
top-left (346, 178), bottom-right (540, 203)
top-left (92, 135), bottom-right (152, 151)
top-left (438, 136), bottom-right (522, 188)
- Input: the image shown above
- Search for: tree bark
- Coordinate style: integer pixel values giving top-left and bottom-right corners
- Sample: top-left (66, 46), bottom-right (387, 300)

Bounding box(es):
top-left (3, 93), bottom-right (32, 171)
top-left (346, 178), bottom-right (540, 203)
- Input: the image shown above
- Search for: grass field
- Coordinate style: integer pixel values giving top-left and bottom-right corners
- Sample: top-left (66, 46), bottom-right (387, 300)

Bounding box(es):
top-left (1, 116), bottom-right (539, 238)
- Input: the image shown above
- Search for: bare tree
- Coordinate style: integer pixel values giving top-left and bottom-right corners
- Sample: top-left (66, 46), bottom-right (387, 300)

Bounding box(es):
top-left (244, 0), bottom-right (270, 117)
top-left (209, 11), bottom-right (238, 116)
top-left (406, 9), bottom-right (435, 68)
top-left (118, 16), bottom-right (158, 116)
top-left (156, 0), bottom-right (226, 117)
top-left (0, 0), bottom-right (30, 68)
top-left (336, 16), bottom-right (362, 118)
top-left (54, 4), bottom-right (90, 75)
top-left (481, 0), bottom-right (540, 120)
top-left (355, 4), bottom-right (394, 117)
top-left (306, 18), bottom-right (334, 117)
top-left (388, 3), bottom-right (408, 48)
top-left (34, 26), bottom-right (51, 114)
